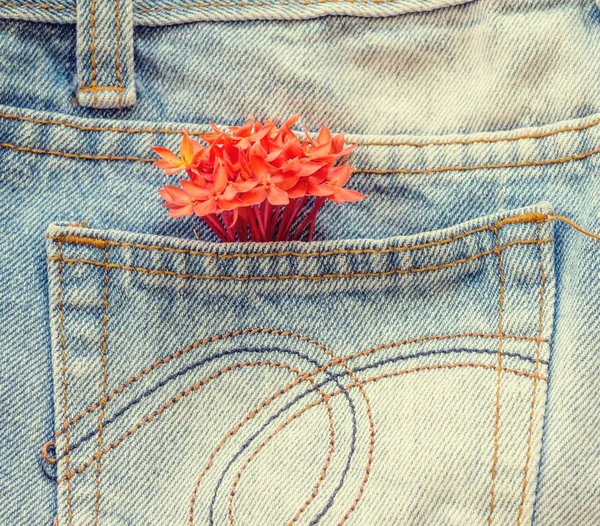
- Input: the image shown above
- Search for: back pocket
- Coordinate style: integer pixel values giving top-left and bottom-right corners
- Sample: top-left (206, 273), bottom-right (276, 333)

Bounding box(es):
top-left (46, 203), bottom-right (554, 526)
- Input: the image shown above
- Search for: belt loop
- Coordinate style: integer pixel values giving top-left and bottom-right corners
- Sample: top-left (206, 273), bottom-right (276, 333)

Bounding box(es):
top-left (75, 0), bottom-right (136, 109)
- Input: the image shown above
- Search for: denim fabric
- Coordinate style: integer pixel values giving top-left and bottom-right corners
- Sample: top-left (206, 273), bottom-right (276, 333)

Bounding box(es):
top-left (43, 205), bottom-right (554, 525)
top-left (75, 0), bottom-right (136, 108)
top-left (1, 0), bottom-right (600, 525)
top-left (1, 0), bottom-right (600, 133)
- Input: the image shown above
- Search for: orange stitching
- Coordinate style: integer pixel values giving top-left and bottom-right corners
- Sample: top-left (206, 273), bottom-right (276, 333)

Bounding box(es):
top-left (55, 329), bottom-right (332, 438)
top-left (49, 211), bottom-right (550, 259)
top-left (114, 0), bottom-right (124, 108)
top-left (356, 145), bottom-right (600, 175)
top-left (187, 331), bottom-right (373, 525)
top-left (94, 247), bottom-right (110, 526)
top-left (49, 224), bottom-right (494, 258)
top-left (137, 0), bottom-right (396, 14)
top-left (58, 351), bottom-right (546, 487)
top-left (287, 404), bottom-right (335, 525)
top-left (78, 86), bottom-right (126, 93)
top-left (216, 363), bottom-right (549, 526)
top-left (488, 227), bottom-right (505, 525)
top-left (54, 330), bottom-right (547, 440)
top-left (0, 143), bottom-right (155, 162)
top-left (308, 332), bottom-right (374, 525)
top-left (227, 375), bottom-right (335, 526)
top-left (88, 0), bottom-right (98, 106)
top-left (187, 332), bottom-right (339, 525)
top-left (0, 111), bottom-right (207, 135)
top-left (60, 360), bottom-right (307, 485)
top-left (496, 212), bottom-right (548, 229)
top-left (57, 242), bottom-right (74, 524)
top-left (516, 223), bottom-right (547, 525)
top-left (47, 238), bottom-right (553, 282)
top-left (224, 360), bottom-right (551, 525)
top-left (186, 339), bottom-right (545, 524)
top-left (352, 116), bottom-right (600, 147)
top-left (0, 2), bottom-right (75, 11)
top-left (53, 236), bottom-right (109, 250)
top-left (2, 110), bottom-right (599, 146)
top-left (3, 139), bottom-right (600, 170)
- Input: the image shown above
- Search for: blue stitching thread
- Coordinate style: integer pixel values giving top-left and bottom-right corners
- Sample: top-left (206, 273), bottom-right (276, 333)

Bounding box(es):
top-left (207, 347), bottom-right (544, 524)
top-left (58, 345), bottom-right (545, 460)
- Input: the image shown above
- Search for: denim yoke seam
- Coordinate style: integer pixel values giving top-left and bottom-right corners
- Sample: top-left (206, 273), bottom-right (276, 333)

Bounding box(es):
top-left (2, 110), bottom-right (600, 143)
top-left (4, 141), bottom-right (600, 174)
top-left (51, 214), bottom-right (550, 524)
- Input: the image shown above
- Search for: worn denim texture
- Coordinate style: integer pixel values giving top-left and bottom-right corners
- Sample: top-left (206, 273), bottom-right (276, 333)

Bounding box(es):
top-left (0, 0), bottom-right (599, 524)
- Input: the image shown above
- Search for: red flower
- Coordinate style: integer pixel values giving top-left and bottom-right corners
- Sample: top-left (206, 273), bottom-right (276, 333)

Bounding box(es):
top-left (153, 117), bottom-right (366, 242)
top-left (152, 131), bottom-right (202, 175)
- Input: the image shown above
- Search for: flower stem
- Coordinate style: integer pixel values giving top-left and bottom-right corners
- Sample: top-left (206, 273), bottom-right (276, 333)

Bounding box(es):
top-left (291, 197), bottom-right (325, 241)
top-left (203, 214), bottom-right (229, 242)
top-left (253, 204), bottom-right (268, 241)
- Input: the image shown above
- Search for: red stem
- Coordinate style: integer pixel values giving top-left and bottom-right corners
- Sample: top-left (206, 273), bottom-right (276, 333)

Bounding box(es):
top-left (291, 197), bottom-right (325, 241)
top-left (270, 205), bottom-right (282, 240)
top-left (281, 197), bottom-right (306, 241)
top-left (276, 201), bottom-right (294, 241)
top-left (236, 217), bottom-right (248, 242)
top-left (203, 214), bottom-right (228, 242)
top-left (307, 197), bottom-right (326, 241)
top-left (254, 204), bottom-right (268, 241)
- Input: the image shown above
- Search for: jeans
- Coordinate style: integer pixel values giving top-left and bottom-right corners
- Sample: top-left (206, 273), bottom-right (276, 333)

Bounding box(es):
top-left (0, 0), bottom-right (598, 524)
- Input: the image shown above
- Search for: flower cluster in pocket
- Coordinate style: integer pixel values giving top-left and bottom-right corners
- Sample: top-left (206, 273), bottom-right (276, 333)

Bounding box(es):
top-left (153, 116), bottom-right (366, 242)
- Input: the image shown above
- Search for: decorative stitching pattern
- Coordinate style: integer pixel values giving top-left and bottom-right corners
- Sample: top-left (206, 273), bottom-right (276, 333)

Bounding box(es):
top-left (60, 360), bottom-right (309, 485)
top-left (2, 110), bottom-right (600, 145)
top-left (50, 215), bottom-right (553, 523)
top-left (47, 238), bottom-right (552, 282)
top-left (93, 246), bottom-right (110, 526)
top-left (54, 331), bottom-right (547, 441)
top-left (54, 329), bottom-right (335, 439)
top-left (57, 360), bottom-right (545, 485)
top-left (488, 227), bottom-right (506, 524)
top-left (57, 242), bottom-right (74, 525)
top-left (186, 329), bottom-right (374, 525)
top-left (49, 214), bottom-right (541, 259)
top-left (515, 223), bottom-right (546, 525)
top-left (222, 364), bottom-right (548, 526)
top-left (227, 372), bottom-right (336, 526)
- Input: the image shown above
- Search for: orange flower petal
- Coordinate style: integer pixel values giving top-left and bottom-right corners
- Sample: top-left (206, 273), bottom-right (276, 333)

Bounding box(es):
top-left (267, 185), bottom-right (290, 206)
top-left (194, 200), bottom-right (218, 217)
top-left (240, 187), bottom-right (268, 206)
top-left (180, 180), bottom-right (211, 200)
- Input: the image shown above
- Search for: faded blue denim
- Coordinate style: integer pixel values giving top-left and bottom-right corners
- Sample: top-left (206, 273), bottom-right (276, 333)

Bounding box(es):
top-left (0, 0), bottom-right (599, 525)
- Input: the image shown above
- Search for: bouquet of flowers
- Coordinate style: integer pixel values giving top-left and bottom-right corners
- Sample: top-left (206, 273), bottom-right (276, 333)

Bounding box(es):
top-left (153, 116), bottom-right (366, 242)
